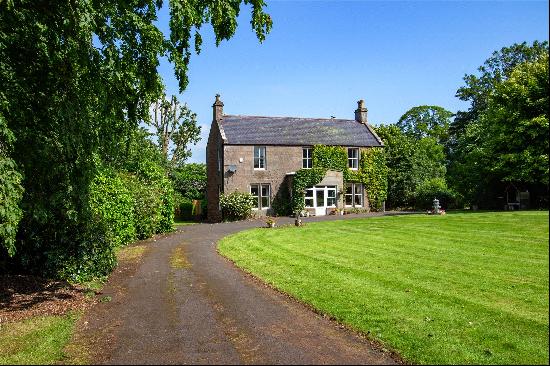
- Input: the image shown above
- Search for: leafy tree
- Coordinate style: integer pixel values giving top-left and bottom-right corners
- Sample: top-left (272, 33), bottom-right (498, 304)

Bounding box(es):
top-left (455, 54), bottom-right (549, 205)
top-left (150, 95), bottom-right (201, 167)
top-left (170, 163), bottom-right (207, 200)
top-left (375, 125), bottom-right (446, 209)
top-left (0, 108), bottom-right (24, 256)
top-left (397, 105), bottom-right (453, 144)
top-left (448, 41), bottom-right (549, 206)
top-left (0, 0), bottom-right (271, 277)
top-left (486, 54), bottom-right (548, 184)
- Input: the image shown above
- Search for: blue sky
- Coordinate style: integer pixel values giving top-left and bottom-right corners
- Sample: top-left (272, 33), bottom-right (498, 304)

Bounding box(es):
top-left (156, 0), bottom-right (549, 163)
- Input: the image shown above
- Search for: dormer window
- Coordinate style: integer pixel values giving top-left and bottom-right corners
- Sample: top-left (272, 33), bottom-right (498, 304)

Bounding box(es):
top-left (254, 146), bottom-right (266, 170)
top-left (348, 148), bottom-right (359, 170)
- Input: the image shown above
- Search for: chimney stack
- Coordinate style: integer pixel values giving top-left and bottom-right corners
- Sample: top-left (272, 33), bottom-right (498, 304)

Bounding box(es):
top-left (354, 99), bottom-right (368, 124)
top-left (213, 94), bottom-right (224, 122)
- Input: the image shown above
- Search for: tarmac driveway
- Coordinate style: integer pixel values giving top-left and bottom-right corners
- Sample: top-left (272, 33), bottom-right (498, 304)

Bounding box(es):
top-left (73, 213), bottom-right (401, 365)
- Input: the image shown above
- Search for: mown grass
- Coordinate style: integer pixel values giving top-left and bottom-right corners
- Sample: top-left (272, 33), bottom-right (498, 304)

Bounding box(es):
top-left (218, 211), bottom-right (549, 364)
top-left (0, 313), bottom-right (79, 365)
top-left (173, 220), bottom-right (197, 228)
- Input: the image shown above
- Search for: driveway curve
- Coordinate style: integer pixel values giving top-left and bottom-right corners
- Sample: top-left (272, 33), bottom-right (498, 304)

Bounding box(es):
top-left (73, 214), bottom-right (402, 365)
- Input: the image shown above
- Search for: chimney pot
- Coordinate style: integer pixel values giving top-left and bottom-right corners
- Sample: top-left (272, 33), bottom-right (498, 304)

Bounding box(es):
top-left (213, 94), bottom-right (224, 122)
top-left (355, 99), bottom-right (368, 124)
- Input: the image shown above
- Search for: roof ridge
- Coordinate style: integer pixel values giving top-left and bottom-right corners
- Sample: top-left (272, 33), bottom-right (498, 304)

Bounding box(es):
top-left (223, 114), bottom-right (354, 122)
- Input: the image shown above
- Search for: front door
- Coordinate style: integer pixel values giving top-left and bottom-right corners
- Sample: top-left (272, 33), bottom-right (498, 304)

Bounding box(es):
top-left (315, 188), bottom-right (325, 216)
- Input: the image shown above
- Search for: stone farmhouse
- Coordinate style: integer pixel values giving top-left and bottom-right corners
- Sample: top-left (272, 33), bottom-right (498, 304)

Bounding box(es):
top-left (206, 95), bottom-right (384, 222)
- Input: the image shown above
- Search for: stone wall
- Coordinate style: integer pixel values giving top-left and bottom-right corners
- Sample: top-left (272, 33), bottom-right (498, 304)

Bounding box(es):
top-left (222, 145), bottom-right (303, 216)
top-left (205, 121), bottom-right (223, 222)
top-left (207, 139), bottom-right (376, 221)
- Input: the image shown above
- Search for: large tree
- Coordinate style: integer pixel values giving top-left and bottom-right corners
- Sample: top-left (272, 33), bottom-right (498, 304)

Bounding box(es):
top-left (150, 94), bottom-right (201, 167)
top-left (0, 105), bottom-right (24, 256)
top-left (0, 0), bottom-right (271, 271)
top-left (447, 41), bottom-right (549, 206)
top-left (397, 105), bottom-right (453, 144)
top-left (375, 124), bottom-right (447, 209)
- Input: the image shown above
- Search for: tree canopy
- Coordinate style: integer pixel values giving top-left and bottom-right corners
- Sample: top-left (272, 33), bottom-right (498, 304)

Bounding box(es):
top-left (0, 0), bottom-right (272, 276)
top-left (150, 95), bottom-right (201, 167)
top-left (397, 105), bottom-right (453, 143)
top-left (447, 41), bottom-right (549, 206)
top-left (375, 124), bottom-right (448, 209)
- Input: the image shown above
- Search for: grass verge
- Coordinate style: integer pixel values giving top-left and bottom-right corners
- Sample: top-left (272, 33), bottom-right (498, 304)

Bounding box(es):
top-left (218, 211), bottom-right (549, 364)
top-left (0, 312), bottom-right (79, 365)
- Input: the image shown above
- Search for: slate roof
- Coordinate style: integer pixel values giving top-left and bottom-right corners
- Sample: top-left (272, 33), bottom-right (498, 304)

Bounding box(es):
top-left (219, 115), bottom-right (383, 147)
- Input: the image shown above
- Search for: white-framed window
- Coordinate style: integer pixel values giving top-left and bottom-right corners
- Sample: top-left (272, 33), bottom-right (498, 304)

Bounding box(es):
top-left (304, 186), bottom-right (337, 208)
top-left (327, 188), bottom-right (337, 207)
top-left (254, 146), bottom-right (266, 170)
top-left (250, 184), bottom-right (271, 209)
top-left (345, 183), bottom-right (363, 207)
top-left (302, 147), bottom-right (312, 169)
top-left (348, 148), bottom-right (359, 170)
top-left (305, 188), bottom-right (314, 207)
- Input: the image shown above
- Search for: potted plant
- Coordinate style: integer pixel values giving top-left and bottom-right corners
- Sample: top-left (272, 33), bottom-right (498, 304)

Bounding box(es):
top-left (266, 217), bottom-right (276, 228)
top-left (294, 210), bottom-right (302, 226)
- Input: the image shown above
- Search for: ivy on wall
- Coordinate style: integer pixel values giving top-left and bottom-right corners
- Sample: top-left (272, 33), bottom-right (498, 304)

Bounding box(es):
top-left (312, 145), bottom-right (347, 172)
top-left (360, 149), bottom-right (388, 210)
top-left (291, 145), bottom-right (388, 212)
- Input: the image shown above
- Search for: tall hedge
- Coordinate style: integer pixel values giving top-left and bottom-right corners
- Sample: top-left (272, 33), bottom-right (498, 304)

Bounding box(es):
top-left (0, 112), bottom-right (24, 257)
top-left (89, 168), bottom-right (135, 248)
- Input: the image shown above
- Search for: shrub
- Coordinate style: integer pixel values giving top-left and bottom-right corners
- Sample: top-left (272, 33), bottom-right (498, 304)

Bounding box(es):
top-left (414, 178), bottom-right (458, 210)
top-left (121, 174), bottom-right (162, 239)
top-left (170, 163), bottom-right (206, 200)
top-left (119, 129), bottom-right (174, 235)
top-left (156, 176), bottom-right (174, 233)
top-left (174, 194), bottom-right (194, 220)
top-left (49, 219), bottom-right (117, 283)
top-left (220, 192), bottom-right (255, 221)
top-left (89, 168), bottom-right (135, 248)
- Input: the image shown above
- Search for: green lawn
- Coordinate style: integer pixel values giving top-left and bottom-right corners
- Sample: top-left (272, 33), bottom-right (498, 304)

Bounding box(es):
top-left (0, 313), bottom-right (79, 365)
top-left (173, 220), bottom-right (198, 228)
top-left (218, 211), bottom-right (549, 364)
